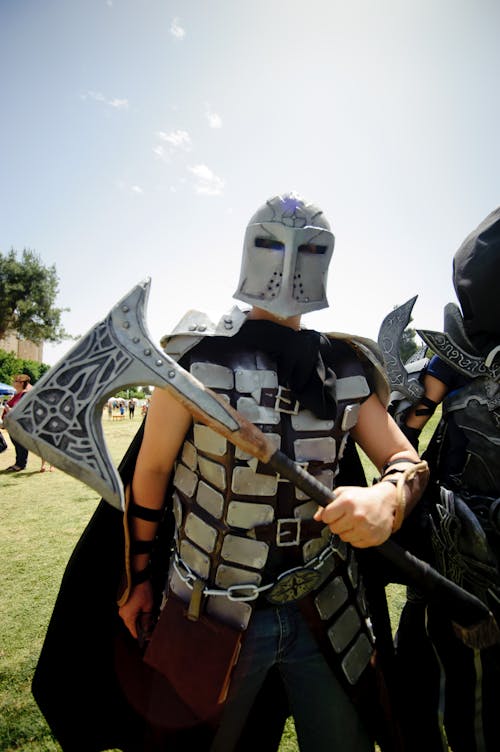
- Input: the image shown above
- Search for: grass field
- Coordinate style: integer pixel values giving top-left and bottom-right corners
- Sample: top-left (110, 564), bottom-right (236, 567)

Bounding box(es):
top-left (0, 412), bottom-right (438, 752)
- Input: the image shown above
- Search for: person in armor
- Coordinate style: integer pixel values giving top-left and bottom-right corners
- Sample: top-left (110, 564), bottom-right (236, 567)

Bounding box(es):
top-left (118, 192), bottom-right (429, 751)
top-left (394, 206), bottom-right (500, 752)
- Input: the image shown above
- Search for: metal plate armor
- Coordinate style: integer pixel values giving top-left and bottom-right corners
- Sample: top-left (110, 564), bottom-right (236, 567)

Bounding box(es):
top-left (164, 332), bottom-right (376, 687)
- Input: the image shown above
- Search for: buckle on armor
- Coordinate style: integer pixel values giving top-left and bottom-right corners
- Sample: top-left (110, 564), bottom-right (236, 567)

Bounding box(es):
top-left (276, 518), bottom-right (302, 546)
top-left (274, 386), bottom-right (299, 415)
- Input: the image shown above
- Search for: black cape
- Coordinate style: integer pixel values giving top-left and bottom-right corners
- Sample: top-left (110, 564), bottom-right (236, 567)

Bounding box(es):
top-left (32, 421), bottom-right (403, 751)
top-left (32, 421), bottom-right (290, 752)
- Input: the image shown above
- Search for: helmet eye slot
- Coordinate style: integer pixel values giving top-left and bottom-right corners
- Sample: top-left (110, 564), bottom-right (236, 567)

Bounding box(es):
top-left (298, 243), bottom-right (327, 254)
top-left (255, 237), bottom-right (284, 251)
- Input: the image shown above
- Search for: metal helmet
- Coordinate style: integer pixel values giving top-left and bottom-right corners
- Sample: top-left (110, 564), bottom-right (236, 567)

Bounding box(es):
top-left (452, 206), bottom-right (500, 356)
top-left (233, 192), bottom-right (335, 318)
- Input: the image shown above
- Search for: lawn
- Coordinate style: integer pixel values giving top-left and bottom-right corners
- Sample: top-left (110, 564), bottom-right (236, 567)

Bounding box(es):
top-left (0, 411), bottom-right (439, 751)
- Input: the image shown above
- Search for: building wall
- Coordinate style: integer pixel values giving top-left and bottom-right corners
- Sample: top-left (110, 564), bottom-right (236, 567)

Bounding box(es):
top-left (0, 331), bottom-right (44, 362)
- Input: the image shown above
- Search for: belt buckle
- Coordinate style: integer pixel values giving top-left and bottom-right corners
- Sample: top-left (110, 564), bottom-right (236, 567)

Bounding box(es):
top-left (266, 566), bottom-right (322, 604)
top-left (274, 386), bottom-right (299, 415)
top-left (276, 517), bottom-right (301, 547)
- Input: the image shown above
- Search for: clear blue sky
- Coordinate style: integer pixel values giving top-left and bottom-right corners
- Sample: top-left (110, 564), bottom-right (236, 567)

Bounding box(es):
top-left (1, 0), bottom-right (499, 366)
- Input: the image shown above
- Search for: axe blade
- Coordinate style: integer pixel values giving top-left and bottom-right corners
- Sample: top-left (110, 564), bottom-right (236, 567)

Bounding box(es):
top-left (377, 295), bottom-right (424, 403)
top-left (4, 278), bottom-right (243, 510)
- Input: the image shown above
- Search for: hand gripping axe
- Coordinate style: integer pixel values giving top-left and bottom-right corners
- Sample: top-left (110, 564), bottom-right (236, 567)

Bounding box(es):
top-left (5, 279), bottom-right (499, 647)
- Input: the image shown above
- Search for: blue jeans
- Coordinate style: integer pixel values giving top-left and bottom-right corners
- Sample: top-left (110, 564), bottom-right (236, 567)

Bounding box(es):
top-left (210, 602), bottom-right (373, 752)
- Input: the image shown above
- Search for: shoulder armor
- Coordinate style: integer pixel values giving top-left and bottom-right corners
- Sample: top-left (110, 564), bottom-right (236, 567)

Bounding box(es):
top-left (418, 303), bottom-right (500, 383)
top-left (160, 306), bottom-right (247, 361)
top-left (324, 331), bottom-right (390, 407)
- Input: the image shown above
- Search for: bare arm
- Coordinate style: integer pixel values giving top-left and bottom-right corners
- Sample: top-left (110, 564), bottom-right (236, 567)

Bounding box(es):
top-left (314, 394), bottom-right (428, 548)
top-left (405, 374), bottom-right (448, 431)
top-left (118, 386), bottom-right (192, 637)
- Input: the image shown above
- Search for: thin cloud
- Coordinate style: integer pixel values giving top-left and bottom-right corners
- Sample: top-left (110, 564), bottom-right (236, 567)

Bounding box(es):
top-left (153, 145), bottom-right (168, 161)
top-left (206, 108), bottom-right (223, 129)
top-left (188, 164), bottom-right (225, 196)
top-left (115, 180), bottom-right (144, 194)
top-left (81, 90), bottom-right (129, 109)
top-left (157, 129), bottom-right (192, 150)
top-left (108, 97), bottom-right (128, 109)
top-left (170, 18), bottom-right (186, 40)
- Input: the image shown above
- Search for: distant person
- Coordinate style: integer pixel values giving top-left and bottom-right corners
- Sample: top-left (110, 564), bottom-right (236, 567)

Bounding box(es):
top-left (119, 402), bottom-right (125, 417)
top-left (2, 374), bottom-right (31, 472)
top-left (128, 398), bottom-right (135, 419)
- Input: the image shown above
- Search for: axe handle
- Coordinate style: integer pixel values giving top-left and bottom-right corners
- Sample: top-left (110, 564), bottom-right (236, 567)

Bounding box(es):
top-left (267, 449), bottom-right (493, 628)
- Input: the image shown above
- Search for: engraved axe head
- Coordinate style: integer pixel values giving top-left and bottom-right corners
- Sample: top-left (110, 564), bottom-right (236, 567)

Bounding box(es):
top-left (377, 296), bottom-right (425, 404)
top-left (4, 279), bottom-right (244, 510)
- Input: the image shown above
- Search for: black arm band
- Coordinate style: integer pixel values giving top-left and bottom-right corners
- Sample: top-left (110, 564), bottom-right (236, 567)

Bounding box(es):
top-left (131, 565), bottom-right (152, 585)
top-left (129, 501), bottom-right (163, 523)
top-left (414, 395), bottom-right (438, 417)
top-left (130, 539), bottom-right (155, 555)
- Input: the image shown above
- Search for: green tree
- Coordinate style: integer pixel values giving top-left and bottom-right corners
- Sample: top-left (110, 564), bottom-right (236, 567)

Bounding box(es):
top-left (0, 348), bottom-right (51, 386)
top-left (115, 386), bottom-right (152, 400)
top-left (400, 324), bottom-right (418, 363)
top-left (0, 248), bottom-right (70, 343)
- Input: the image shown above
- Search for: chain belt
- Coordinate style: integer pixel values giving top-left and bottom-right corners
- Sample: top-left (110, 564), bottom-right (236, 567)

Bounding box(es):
top-left (173, 540), bottom-right (336, 606)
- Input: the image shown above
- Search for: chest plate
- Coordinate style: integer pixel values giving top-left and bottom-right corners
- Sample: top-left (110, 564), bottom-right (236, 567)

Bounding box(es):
top-left (441, 377), bottom-right (500, 497)
top-left (166, 338), bottom-right (375, 685)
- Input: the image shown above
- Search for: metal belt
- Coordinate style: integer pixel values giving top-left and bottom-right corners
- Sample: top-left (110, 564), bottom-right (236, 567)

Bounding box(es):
top-left (173, 541), bottom-right (336, 605)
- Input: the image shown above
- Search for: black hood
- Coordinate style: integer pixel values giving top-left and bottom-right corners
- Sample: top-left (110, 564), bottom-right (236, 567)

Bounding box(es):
top-left (452, 206), bottom-right (500, 356)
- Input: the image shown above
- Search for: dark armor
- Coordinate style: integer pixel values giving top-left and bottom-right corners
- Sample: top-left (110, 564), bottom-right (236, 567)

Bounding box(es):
top-left (390, 205), bottom-right (500, 752)
top-left (164, 324), bottom-right (377, 688)
top-left (437, 376), bottom-right (500, 500)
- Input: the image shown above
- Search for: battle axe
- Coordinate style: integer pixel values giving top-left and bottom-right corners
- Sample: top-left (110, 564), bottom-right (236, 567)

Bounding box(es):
top-left (5, 279), bottom-right (499, 646)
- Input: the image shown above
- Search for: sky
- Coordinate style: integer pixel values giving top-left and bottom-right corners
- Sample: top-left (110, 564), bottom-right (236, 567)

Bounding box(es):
top-left (1, 0), bottom-right (499, 367)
